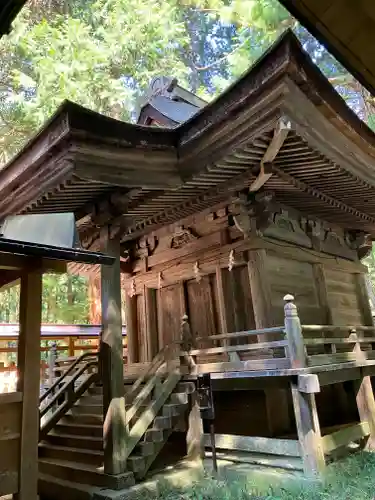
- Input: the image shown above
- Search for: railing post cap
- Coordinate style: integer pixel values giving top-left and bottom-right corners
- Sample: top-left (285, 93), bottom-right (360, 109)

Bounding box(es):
top-left (283, 294), bottom-right (294, 302)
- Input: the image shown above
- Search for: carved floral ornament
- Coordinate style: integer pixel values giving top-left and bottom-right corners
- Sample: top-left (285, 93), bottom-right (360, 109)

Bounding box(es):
top-left (170, 225), bottom-right (199, 249)
top-left (230, 191), bottom-right (371, 260)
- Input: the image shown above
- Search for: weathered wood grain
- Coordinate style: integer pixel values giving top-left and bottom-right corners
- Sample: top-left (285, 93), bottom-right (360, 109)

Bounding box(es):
top-left (17, 270), bottom-right (43, 500)
top-left (204, 433), bottom-right (301, 457)
top-left (322, 422), bottom-right (370, 454)
top-left (100, 233), bottom-right (128, 475)
top-left (291, 382), bottom-right (325, 476)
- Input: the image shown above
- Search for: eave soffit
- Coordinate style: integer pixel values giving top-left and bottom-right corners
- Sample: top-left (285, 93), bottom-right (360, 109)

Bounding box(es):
top-left (1, 30), bottom-right (375, 215)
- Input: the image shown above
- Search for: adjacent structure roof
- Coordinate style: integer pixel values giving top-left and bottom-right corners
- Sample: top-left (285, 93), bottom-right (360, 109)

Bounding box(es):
top-left (136, 76), bottom-right (206, 126)
top-left (1, 30), bottom-right (375, 250)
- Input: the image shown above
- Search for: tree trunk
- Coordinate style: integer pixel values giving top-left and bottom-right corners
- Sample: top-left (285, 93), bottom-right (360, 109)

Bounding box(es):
top-left (89, 274), bottom-right (102, 324)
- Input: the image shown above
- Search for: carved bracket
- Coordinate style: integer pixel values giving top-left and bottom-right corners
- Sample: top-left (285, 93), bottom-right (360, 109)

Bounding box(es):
top-left (230, 191), bottom-right (364, 260)
top-left (170, 225), bottom-right (199, 249)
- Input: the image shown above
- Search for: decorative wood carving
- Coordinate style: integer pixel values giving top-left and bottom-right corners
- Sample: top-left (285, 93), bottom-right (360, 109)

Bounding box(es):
top-left (129, 279), bottom-right (136, 297)
top-left (158, 271), bottom-right (164, 289)
top-left (193, 261), bottom-right (202, 283)
top-left (230, 191), bottom-right (362, 260)
top-left (345, 230), bottom-right (372, 260)
top-left (228, 250), bottom-right (235, 271)
top-left (138, 234), bottom-right (158, 257)
top-left (170, 225), bottom-right (198, 249)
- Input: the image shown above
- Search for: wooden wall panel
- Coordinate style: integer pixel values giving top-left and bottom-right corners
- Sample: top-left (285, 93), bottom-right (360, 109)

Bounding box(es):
top-left (186, 275), bottom-right (217, 344)
top-left (0, 396), bottom-right (21, 496)
top-left (325, 269), bottom-right (363, 325)
top-left (157, 283), bottom-right (185, 348)
top-left (266, 253), bottom-right (322, 325)
top-left (136, 293), bottom-right (147, 363)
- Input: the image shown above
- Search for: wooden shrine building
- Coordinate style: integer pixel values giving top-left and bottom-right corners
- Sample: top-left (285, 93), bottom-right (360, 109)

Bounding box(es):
top-left (3, 29), bottom-right (375, 496)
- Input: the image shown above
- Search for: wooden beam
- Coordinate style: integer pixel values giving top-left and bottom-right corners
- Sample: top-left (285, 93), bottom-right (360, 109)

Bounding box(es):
top-left (313, 264), bottom-right (333, 324)
top-left (144, 287), bottom-right (158, 361)
top-left (215, 266), bottom-right (230, 357)
top-left (203, 433), bottom-right (301, 457)
top-left (355, 273), bottom-right (374, 327)
top-left (318, 368), bottom-right (361, 387)
top-left (17, 270), bottom-right (42, 500)
top-left (125, 294), bottom-right (139, 365)
top-left (291, 381), bottom-right (325, 477)
top-left (249, 118), bottom-right (291, 192)
top-left (247, 250), bottom-right (273, 330)
top-left (186, 389), bottom-right (204, 461)
top-left (100, 231), bottom-right (128, 475)
top-left (354, 373), bottom-right (375, 449)
top-left (322, 422), bottom-right (370, 454)
top-left (298, 374), bottom-right (320, 394)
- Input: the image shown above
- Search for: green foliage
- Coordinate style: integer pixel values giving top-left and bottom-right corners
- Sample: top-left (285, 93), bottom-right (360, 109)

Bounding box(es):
top-left (0, 273), bottom-right (89, 324)
top-left (138, 452), bottom-right (375, 500)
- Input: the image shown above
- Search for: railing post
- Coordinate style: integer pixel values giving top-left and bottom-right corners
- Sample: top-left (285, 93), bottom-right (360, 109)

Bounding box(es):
top-left (180, 314), bottom-right (196, 370)
top-left (284, 294), bottom-right (306, 369)
top-left (48, 342), bottom-right (57, 386)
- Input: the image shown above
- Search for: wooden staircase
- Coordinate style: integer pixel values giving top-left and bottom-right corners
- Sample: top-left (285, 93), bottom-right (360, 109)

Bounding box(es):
top-left (38, 347), bottom-right (195, 499)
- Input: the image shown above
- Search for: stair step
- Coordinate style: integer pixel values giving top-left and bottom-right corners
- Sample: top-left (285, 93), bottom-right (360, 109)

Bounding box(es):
top-left (152, 415), bottom-right (172, 430)
top-left (72, 404), bottom-right (103, 416)
top-left (63, 412), bottom-right (103, 425)
top-left (144, 428), bottom-right (165, 443)
top-left (175, 381), bottom-right (195, 394)
top-left (134, 440), bottom-right (154, 457)
top-left (170, 392), bottom-right (189, 405)
top-left (126, 455), bottom-right (145, 475)
top-left (162, 403), bottom-right (186, 417)
top-left (79, 394), bottom-right (103, 404)
top-left (39, 458), bottom-right (134, 490)
top-left (45, 433), bottom-right (103, 451)
top-left (39, 473), bottom-right (96, 500)
top-left (54, 422), bottom-right (103, 438)
top-left (39, 442), bottom-right (103, 466)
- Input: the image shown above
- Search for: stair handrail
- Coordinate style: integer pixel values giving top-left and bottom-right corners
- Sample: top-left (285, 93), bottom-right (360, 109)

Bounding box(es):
top-left (39, 351), bottom-right (99, 405)
top-left (39, 358), bottom-right (99, 438)
top-left (128, 341), bottom-right (181, 397)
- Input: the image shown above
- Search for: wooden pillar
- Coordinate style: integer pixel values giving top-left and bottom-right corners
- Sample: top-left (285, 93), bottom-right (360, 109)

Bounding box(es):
top-left (144, 287), bottom-right (158, 361)
top-left (354, 371), bottom-right (375, 449)
top-left (125, 293), bottom-right (138, 364)
top-left (284, 295), bottom-right (306, 369)
top-left (16, 270), bottom-right (42, 500)
top-left (247, 251), bottom-right (290, 435)
top-left (356, 273), bottom-right (374, 327)
top-left (100, 231), bottom-right (128, 475)
top-left (291, 381), bottom-right (325, 476)
top-left (313, 264), bottom-right (333, 325)
top-left (247, 249), bottom-right (273, 330)
top-left (186, 389), bottom-right (204, 462)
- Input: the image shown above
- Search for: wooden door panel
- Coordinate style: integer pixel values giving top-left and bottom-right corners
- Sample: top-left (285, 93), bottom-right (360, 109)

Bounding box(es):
top-left (186, 275), bottom-right (217, 343)
top-left (157, 283), bottom-right (184, 349)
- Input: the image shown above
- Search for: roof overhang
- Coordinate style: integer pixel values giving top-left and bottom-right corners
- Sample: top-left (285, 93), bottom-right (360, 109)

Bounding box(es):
top-left (1, 31), bottom-right (375, 247)
top-left (279, 0), bottom-right (375, 96)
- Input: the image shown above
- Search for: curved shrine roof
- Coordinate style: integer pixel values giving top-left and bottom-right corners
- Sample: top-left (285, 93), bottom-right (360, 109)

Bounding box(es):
top-left (1, 30), bottom-right (375, 246)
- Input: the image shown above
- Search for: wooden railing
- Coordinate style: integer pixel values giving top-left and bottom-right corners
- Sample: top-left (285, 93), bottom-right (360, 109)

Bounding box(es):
top-left (177, 295), bottom-right (375, 373)
top-left (0, 324), bottom-right (126, 393)
top-left (39, 351), bottom-right (100, 438)
top-left (122, 341), bottom-right (182, 460)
